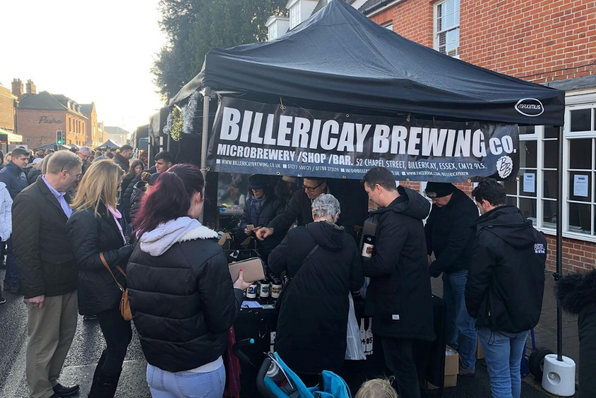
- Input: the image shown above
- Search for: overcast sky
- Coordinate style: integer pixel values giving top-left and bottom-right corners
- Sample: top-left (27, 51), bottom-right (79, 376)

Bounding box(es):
top-left (0, 0), bottom-right (167, 134)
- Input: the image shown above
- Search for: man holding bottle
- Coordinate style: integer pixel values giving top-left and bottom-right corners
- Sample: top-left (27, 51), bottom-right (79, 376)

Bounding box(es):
top-left (361, 167), bottom-right (434, 398)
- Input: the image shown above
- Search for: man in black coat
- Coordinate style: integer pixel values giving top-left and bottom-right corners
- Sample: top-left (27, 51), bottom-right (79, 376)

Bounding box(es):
top-left (256, 177), bottom-right (367, 241)
top-left (465, 179), bottom-right (546, 398)
top-left (13, 150), bottom-right (82, 398)
top-left (239, 174), bottom-right (285, 261)
top-left (0, 147), bottom-right (29, 293)
top-left (362, 167), bottom-right (434, 398)
top-left (424, 182), bottom-right (478, 375)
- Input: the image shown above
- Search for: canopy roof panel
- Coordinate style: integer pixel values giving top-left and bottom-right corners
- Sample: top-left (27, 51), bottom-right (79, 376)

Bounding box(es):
top-left (171, 0), bottom-right (564, 126)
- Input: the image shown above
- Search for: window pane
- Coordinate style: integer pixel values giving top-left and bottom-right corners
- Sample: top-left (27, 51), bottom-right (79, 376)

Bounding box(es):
top-left (504, 179), bottom-right (517, 195)
top-left (568, 202), bottom-right (591, 234)
top-left (544, 126), bottom-right (559, 138)
top-left (543, 140), bottom-right (559, 168)
top-left (569, 139), bottom-right (592, 169)
top-left (570, 109), bottom-right (591, 132)
top-left (568, 172), bottom-right (591, 202)
top-left (521, 141), bottom-right (537, 168)
top-left (519, 198), bottom-right (537, 222)
top-left (543, 170), bottom-right (558, 199)
top-left (543, 200), bottom-right (556, 227)
top-left (519, 126), bottom-right (535, 135)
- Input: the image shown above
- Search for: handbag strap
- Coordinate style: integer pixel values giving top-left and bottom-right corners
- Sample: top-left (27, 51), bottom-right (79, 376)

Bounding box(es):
top-left (302, 244), bottom-right (320, 266)
top-left (100, 252), bottom-right (125, 292)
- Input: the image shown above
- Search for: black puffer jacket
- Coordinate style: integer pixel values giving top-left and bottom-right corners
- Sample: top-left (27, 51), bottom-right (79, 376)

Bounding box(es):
top-left (127, 219), bottom-right (243, 372)
top-left (239, 194), bottom-right (285, 259)
top-left (363, 187), bottom-right (434, 341)
top-left (465, 205), bottom-right (546, 333)
top-left (13, 178), bottom-right (77, 299)
top-left (425, 188), bottom-right (478, 276)
top-left (66, 203), bottom-right (134, 315)
top-left (269, 221), bottom-right (364, 374)
top-left (556, 269), bottom-right (596, 398)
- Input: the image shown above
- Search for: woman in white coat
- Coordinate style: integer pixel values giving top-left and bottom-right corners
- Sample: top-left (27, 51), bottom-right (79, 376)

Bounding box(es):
top-left (0, 181), bottom-right (13, 304)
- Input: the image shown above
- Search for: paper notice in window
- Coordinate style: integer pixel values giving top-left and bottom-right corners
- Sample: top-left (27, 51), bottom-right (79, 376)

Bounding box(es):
top-left (574, 175), bottom-right (589, 197)
top-left (523, 173), bottom-right (535, 193)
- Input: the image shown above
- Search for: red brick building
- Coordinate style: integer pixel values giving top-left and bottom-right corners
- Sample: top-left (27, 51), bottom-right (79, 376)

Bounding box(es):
top-left (81, 103), bottom-right (102, 147)
top-left (13, 79), bottom-right (88, 148)
top-left (0, 84), bottom-right (17, 134)
top-left (361, 0), bottom-right (596, 273)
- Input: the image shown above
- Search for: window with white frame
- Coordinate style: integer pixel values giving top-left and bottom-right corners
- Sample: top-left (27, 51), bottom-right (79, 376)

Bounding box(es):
top-left (435, 0), bottom-right (460, 57)
top-left (565, 105), bottom-right (596, 236)
top-left (504, 99), bottom-right (596, 242)
top-left (269, 23), bottom-right (278, 40)
top-left (290, 4), bottom-right (301, 29)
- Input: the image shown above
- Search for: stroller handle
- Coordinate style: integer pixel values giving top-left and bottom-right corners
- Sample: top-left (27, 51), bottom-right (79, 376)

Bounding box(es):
top-left (257, 357), bottom-right (279, 398)
top-left (232, 338), bottom-right (256, 368)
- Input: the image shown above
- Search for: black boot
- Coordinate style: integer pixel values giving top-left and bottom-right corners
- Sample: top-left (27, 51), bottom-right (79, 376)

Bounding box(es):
top-left (95, 370), bottom-right (122, 398)
top-left (88, 351), bottom-right (107, 398)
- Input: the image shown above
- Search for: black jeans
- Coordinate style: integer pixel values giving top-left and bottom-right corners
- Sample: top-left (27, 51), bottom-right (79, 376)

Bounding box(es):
top-left (381, 337), bottom-right (421, 398)
top-left (96, 307), bottom-right (132, 376)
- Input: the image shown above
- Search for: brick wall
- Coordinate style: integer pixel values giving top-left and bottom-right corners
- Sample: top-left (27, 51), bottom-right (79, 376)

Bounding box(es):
top-left (545, 235), bottom-right (596, 273)
top-left (17, 109), bottom-right (67, 147)
top-left (459, 0), bottom-right (596, 83)
top-left (369, 0), bottom-right (434, 48)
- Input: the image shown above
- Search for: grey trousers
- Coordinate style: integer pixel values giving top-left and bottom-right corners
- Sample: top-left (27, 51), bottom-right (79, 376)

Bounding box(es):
top-left (26, 291), bottom-right (78, 398)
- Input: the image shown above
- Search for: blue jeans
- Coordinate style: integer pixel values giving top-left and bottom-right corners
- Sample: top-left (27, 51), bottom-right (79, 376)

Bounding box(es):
top-left (478, 327), bottom-right (528, 398)
top-left (146, 363), bottom-right (225, 398)
top-left (442, 269), bottom-right (477, 370)
top-left (3, 238), bottom-right (18, 288)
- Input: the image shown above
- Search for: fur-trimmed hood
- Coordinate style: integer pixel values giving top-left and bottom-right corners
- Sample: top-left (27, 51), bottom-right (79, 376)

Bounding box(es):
top-left (139, 216), bottom-right (218, 256)
top-left (555, 268), bottom-right (596, 314)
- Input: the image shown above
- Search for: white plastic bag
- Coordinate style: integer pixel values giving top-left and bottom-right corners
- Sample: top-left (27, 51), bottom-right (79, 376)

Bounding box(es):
top-left (345, 293), bottom-right (366, 360)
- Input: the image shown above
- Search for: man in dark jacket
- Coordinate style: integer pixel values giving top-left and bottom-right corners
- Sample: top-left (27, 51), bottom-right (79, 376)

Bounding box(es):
top-left (239, 174), bottom-right (285, 260)
top-left (13, 150), bottom-right (82, 398)
top-left (256, 177), bottom-right (367, 241)
top-left (0, 147), bottom-right (29, 293)
top-left (466, 178), bottom-right (546, 398)
top-left (113, 144), bottom-right (132, 172)
top-left (424, 182), bottom-right (478, 375)
top-left (362, 167), bottom-right (434, 398)
top-left (122, 151), bottom-right (173, 223)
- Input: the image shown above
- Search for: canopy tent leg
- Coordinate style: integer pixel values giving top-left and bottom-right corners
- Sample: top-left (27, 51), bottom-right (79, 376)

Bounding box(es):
top-left (199, 87), bottom-right (212, 223)
top-left (556, 125), bottom-right (563, 362)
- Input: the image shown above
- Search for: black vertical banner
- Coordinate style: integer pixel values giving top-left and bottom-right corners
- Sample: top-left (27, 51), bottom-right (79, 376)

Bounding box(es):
top-left (208, 97), bottom-right (519, 182)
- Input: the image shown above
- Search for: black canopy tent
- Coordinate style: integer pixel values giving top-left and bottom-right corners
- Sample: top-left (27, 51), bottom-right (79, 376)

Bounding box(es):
top-left (171, 0), bottom-right (567, 363)
top-left (95, 139), bottom-right (121, 149)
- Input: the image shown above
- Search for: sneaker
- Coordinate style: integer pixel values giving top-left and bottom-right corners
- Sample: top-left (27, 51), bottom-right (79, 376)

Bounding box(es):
top-left (0, 296), bottom-right (6, 304)
top-left (459, 367), bottom-right (475, 377)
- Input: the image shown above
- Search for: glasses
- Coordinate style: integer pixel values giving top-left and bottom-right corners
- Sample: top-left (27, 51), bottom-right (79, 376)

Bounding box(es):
top-left (302, 181), bottom-right (324, 192)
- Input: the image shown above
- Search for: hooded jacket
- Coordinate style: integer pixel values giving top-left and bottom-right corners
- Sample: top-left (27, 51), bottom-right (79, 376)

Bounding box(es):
top-left (0, 182), bottom-right (12, 241)
top-left (122, 166), bottom-right (155, 223)
top-left (126, 217), bottom-right (243, 372)
top-left (269, 221), bottom-right (364, 374)
top-left (556, 269), bottom-right (596, 398)
top-left (465, 205), bottom-right (546, 333)
top-left (363, 186), bottom-right (435, 341)
top-left (129, 180), bottom-right (146, 228)
top-left (425, 188), bottom-right (478, 276)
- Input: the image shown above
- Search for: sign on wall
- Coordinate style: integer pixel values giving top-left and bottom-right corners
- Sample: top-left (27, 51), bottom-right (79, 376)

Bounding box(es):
top-left (208, 97), bottom-right (519, 182)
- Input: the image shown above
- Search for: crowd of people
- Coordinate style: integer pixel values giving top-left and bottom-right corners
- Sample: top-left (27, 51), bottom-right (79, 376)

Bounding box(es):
top-left (0, 142), bottom-right (593, 398)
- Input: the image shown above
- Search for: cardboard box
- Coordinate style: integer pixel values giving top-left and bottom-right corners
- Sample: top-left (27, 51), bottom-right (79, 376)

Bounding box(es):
top-left (476, 337), bottom-right (485, 360)
top-left (427, 346), bottom-right (459, 389)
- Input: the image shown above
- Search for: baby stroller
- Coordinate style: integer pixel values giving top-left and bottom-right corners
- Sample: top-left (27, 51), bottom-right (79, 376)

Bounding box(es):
top-left (233, 339), bottom-right (352, 398)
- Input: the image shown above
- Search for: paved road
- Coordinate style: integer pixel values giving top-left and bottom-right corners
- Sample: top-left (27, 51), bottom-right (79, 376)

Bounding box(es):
top-left (0, 267), bottom-right (574, 397)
